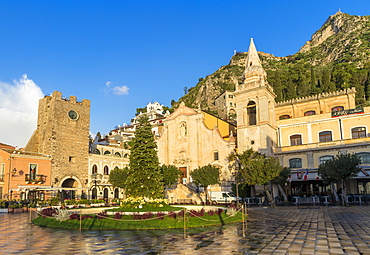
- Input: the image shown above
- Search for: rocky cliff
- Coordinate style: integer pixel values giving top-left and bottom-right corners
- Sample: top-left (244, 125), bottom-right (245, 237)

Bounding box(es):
top-left (176, 12), bottom-right (370, 113)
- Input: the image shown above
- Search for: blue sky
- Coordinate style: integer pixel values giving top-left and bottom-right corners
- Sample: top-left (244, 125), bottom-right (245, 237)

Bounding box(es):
top-left (1, 0), bottom-right (369, 147)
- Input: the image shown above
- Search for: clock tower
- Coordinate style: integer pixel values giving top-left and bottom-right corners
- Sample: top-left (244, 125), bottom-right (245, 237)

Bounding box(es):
top-left (25, 91), bottom-right (90, 196)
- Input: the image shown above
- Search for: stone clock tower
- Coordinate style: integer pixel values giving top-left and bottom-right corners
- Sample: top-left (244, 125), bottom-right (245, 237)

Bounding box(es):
top-left (25, 91), bottom-right (90, 194)
top-left (235, 39), bottom-right (277, 156)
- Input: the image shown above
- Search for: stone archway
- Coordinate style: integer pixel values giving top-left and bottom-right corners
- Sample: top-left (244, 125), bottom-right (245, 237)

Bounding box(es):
top-left (61, 178), bottom-right (79, 200)
top-left (62, 178), bottom-right (78, 188)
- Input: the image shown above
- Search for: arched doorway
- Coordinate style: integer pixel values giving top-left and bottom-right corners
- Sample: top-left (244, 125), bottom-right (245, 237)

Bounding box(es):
top-left (92, 188), bottom-right (97, 199)
top-left (114, 188), bottom-right (119, 199)
top-left (103, 188), bottom-right (109, 199)
top-left (61, 178), bottom-right (78, 200)
top-left (103, 188), bottom-right (109, 201)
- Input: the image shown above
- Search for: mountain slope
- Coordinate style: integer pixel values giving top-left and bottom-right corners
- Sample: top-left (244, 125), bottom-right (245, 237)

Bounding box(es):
top-left (177, 12), bottom-right (370, 114)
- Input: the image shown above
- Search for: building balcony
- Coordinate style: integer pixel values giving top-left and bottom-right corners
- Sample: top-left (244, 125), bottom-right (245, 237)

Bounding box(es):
top-left (25, 174), bottom-right (46, 184)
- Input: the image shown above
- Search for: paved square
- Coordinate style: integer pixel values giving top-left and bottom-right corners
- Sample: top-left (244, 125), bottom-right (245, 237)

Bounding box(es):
top-left (243, 206), bottom-right (370, 254)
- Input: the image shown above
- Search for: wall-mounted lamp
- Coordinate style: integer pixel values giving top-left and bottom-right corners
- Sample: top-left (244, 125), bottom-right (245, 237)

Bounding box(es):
top-left (11, 168), bottom-right (17, 177)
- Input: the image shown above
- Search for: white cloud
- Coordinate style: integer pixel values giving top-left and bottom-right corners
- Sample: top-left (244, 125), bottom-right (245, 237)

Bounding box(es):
top-left (112, 85), bottom-right (129, 95)
top-left (0, 74), bottom-right (44, 147)
top-left (103, 81), bottom-right (129, 96)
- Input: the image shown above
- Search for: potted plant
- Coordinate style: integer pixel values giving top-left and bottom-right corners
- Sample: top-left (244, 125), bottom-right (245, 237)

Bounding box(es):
top-left (7, 205), bottom-right (14, 213)
top-left (0, 200), bottom-right (8, 213)
top-left (111, 199), bottom-right (120, 206)
top-left (14, 203), bottom-right (23, 213)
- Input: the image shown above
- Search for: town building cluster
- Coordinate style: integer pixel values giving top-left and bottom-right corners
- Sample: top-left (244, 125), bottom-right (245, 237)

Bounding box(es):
top-left (1, 39), bottom-right (369, 202)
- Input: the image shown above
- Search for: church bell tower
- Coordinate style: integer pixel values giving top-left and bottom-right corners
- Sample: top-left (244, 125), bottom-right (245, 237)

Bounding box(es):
top-left (235, 39), bottom-right (277, 156)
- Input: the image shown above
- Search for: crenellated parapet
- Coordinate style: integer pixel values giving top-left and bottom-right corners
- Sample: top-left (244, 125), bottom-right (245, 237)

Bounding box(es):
top-left (46, 91), bottom-right (90, 106)
top-left (276, 87), bottom-right (356, 107)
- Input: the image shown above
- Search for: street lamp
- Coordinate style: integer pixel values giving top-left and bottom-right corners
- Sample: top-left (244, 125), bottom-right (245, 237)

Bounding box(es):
top-left (91, 173), bottom-right (102, 199)
top-left (229, 156), bottom-right (244, 206)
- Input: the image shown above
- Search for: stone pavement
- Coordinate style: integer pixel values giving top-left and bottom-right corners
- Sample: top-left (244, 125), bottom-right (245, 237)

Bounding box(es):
top-left (1, 205), bottom-right (370, 254)
top-left (243, 206), bottom-right (370, 254)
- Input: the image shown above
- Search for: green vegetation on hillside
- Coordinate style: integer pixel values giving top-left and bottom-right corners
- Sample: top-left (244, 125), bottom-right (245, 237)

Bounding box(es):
top-left (176, 13), bottom-right (370, 112)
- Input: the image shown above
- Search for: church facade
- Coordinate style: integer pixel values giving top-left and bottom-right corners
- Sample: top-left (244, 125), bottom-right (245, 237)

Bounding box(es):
top-left (156, 102), bottom-right (236, 192)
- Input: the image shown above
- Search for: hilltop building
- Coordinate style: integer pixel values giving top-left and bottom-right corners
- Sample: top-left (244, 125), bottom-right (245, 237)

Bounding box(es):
top-left (214, 91), bottom-right (237, 124)
top-left (102, 101), bottom-right (170, 146)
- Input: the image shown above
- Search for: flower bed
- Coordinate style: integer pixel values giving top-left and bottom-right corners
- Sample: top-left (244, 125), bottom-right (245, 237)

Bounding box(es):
top-left (33, 206), bottom-right (243, 230)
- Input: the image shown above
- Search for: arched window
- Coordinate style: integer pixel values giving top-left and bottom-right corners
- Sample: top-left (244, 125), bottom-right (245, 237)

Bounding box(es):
top-left (247, 101), bottom-right (256, 125)
top-left (289, 158), bottom-right (302, 168)
top-left (92, 165), bottom-right (98, 174)
top-left (319, 155), bottom-right (334, 165)
top-left (114, 152), bottom-right (122, 157)
top-left (103, 165), bottom-right (109, 175)
top-left (104, 151), bottom-right (111, 155)
top-left (352, 127), bottom-right (366, 139)
top-left (331, 106), bottom-right (344, 112)
top-left (356, 152), bottom-right (370, 164)
top-left (228, 109), bottom-right (236, 121)
top-left (304, 110), bottom-right (316, 116)
top-left (93, 149), bottom-right (101, 154)
top-left (123, 154), bottom-right (129, 158)
top-left (279, 114), bottom-right (291, 120)
top-left (290, 134), bottom-right (302, 146)
top-left (319, 131), bottom-right (332, 143)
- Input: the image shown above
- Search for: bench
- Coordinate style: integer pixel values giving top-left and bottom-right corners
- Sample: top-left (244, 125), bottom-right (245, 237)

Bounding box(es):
top-left (294, 197), bottom-right (320, 208)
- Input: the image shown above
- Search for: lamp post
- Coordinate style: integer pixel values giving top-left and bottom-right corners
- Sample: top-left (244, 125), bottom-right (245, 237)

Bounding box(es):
top-left (91, 173), bottom-right (102, 199)
top-left (229, 155), bottom-right (244, 206)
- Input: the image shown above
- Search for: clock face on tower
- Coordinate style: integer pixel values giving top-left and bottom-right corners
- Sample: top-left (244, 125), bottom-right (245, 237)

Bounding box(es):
top-left (68, 110), bottom-right (79, 120)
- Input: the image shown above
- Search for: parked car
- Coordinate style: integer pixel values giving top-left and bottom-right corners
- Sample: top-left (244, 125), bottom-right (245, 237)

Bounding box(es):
top-left (208, 191), bottom-right (242, 204)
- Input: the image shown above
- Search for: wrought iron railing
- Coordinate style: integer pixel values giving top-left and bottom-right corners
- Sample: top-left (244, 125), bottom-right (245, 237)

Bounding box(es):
top-left (25, 174), bottom-right (46, 183)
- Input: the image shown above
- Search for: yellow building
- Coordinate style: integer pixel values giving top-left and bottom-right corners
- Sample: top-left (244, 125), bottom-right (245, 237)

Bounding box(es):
top-left (275, 90), bottom-right (370, 196)
top-left (233, 39), bottom-right (370, 197)
top-left (88, 144), bottom-right (129, 200)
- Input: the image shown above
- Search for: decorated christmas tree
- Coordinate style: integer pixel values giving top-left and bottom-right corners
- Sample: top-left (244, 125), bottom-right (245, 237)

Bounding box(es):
top-left (126, 116), bottom-right (164, 198)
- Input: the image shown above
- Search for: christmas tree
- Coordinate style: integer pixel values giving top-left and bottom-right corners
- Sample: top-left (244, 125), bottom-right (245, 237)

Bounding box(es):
top-left (126, 116), bottom-right (164, 198)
